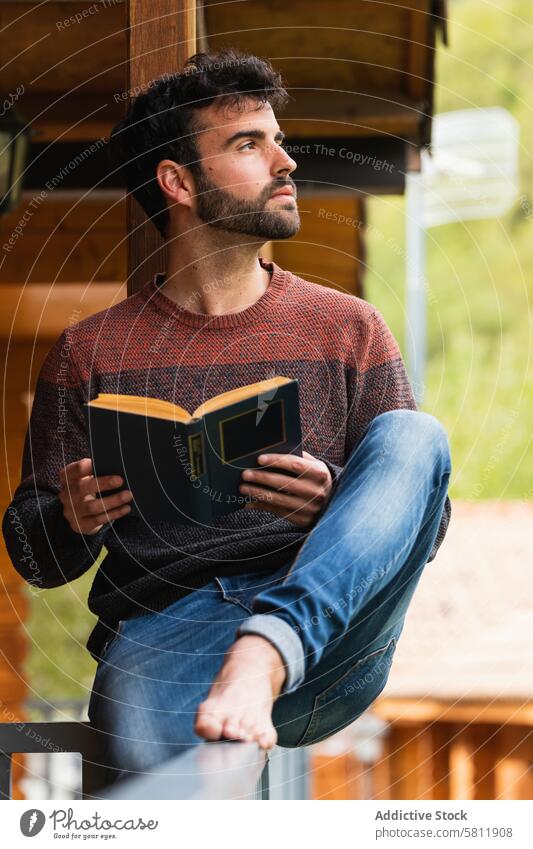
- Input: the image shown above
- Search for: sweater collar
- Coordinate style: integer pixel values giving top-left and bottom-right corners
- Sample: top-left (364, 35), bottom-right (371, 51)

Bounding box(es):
top-left (140, 256), bottom-right (289, 329)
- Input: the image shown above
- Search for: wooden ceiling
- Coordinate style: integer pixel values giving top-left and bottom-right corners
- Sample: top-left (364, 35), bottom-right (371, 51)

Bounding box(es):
top-left (0, 0), bottom-right (447, 146)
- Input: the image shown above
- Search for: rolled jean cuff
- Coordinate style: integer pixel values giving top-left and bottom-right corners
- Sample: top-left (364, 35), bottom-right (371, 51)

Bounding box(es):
top-left (236, 614), bottom-right (306, 695)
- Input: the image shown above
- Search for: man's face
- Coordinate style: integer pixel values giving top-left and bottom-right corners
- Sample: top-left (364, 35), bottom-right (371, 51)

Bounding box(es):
top-left (190, 99), bottom-right (300, 240)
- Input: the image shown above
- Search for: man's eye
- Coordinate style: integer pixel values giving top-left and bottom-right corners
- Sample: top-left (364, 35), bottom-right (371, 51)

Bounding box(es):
top-left (240, 141), bottom-right (256, 150)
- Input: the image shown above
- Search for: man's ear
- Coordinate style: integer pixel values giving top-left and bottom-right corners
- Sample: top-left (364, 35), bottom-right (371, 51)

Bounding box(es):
top-left (156, 159), bottom-right (195, 209)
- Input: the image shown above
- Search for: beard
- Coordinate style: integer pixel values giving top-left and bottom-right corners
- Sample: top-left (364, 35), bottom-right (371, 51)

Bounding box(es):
top-left (192, 166), bottom-right (301, 239)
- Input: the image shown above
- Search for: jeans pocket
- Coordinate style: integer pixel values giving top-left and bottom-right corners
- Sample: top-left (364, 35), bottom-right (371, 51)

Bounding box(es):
top-left (214, 576), bottom-right (256, 613)
top-left (297, 636), bottom-right (397, 747)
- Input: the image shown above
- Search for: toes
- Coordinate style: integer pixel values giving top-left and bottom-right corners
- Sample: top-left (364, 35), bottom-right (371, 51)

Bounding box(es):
top-left (221, 719), bottom-right (242, 741)
top-left (258, 725), bottom-right (278, 750)
top-left (194, 701), bottom-right (224, 741)
top-left (237, 720), bottom-right (256, 742)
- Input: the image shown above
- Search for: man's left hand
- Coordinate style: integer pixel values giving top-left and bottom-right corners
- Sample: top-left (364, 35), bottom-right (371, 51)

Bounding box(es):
top-left (240, 450), bottom-right (333, 528)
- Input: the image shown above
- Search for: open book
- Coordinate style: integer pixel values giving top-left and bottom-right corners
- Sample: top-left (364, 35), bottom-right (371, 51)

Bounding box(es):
top-left (84, 376), bottom-right (302, 524)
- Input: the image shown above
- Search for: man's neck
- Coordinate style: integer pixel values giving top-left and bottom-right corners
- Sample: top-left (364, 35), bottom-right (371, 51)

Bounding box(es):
top-left (159, 239), bottom-right (272, 317)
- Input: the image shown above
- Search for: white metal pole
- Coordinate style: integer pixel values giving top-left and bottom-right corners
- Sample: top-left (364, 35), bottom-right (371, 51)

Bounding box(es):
top-left (405, 171), bottom-right (427, 405)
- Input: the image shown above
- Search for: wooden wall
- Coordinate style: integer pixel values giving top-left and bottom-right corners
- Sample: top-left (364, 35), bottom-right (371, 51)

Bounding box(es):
top-left (0, 191), bottom-right (366, 297)
top-left (0, 193), bottom-right (127, 285)
top-left (310, 716), bottom-right (533, 800)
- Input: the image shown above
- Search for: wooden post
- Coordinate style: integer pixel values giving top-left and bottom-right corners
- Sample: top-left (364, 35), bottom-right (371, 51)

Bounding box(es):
top-left (471, 725), bottom-right (498, 800)
top-left (387, 724), bottom-right (434, 800)
top-left (449, 726), bottom-right (476, 800)
top-left (431, 723), bottom-right (452, 800)
top-left (126, 0), bottom-right (197, 295)
top-left (495, 726), bottom-right (533, 800)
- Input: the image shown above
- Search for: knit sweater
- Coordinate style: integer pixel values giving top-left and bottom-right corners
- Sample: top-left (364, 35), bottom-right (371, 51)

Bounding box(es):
top-left (2, 256), bottom-right (451, 661)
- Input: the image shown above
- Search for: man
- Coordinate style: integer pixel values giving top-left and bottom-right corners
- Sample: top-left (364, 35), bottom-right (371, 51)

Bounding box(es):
top-left (2, 48), bottom-right (451, 782)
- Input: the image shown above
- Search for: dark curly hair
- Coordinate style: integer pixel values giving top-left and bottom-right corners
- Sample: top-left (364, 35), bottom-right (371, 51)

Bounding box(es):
top-left (109, 48), bottom-right (290, 238)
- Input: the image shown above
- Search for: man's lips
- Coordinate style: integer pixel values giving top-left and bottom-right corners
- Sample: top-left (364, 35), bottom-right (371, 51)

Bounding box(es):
top-left (271, 187), bottom-right (296, 199)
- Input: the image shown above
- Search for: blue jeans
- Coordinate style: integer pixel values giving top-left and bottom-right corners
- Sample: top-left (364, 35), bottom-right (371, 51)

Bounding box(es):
top-left (88, 409), bottom-right (451, 783)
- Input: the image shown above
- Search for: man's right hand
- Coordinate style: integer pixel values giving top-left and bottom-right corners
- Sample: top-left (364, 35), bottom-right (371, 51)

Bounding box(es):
top-left (58, 458), bottom-right (133, 536)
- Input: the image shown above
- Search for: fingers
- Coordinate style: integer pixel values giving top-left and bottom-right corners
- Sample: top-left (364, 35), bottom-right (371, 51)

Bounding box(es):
top-left (257, 452), bottom-right (331, 485)
top-left (72, 503), bottom-right (133, 536)
top-left (239, 475), bottom-right (329, 517)
top-left (241, 467), bottom-right (321, 500)
top-left (78, 489), bottom-right (133, 517)
top-left (78, 474), bottom-right (126, 499)
top-left (60, 458), bottom-right (93, 487)
top-left (243, 496), bottom-right (317, 528)
top-left (58, 459), bottom-right (133, 535)
top-left (241, 482), bottom-right (312, 513)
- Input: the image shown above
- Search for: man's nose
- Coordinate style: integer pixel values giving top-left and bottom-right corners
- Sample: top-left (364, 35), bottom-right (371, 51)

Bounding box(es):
top-left (272, 145), bottom-right (297, 177)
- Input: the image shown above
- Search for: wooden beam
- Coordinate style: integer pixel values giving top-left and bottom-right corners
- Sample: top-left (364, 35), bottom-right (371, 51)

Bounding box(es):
top-left (19, 95), bottom-right (125, 144)
top-left (495, 727), bottom-right (533, 800)
top-left (278, 91), bottom-right (422, 140)
top-left (406, 2), bottom-right (433, 101)
top-left (471, 725), bottom-right (497, 800)
top-left (375, 698), bottom-right (533, 728)
top-left (431, 724), bottom-right (452, 800)
top-left (0, 192), bottom-right (127, 284)
top-left (449, 727), bottom-right (475, 801)
top-left (386, 725), bottom-right (434, 800)
top-left (0, 283), bottom-right (126, 338)
top-left (126, 0), bottom-right (196, 295)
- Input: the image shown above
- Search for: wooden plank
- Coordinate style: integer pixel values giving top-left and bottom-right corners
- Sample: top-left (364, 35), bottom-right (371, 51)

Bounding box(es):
top-left (205, 0), bottom-right (419, 93)
top-left (448, 727), bottom-right (475, 801)
top-left (375, 698), bottom-right (533, 728)
top-left (386, 725), bottom-right (433, 800)
top-left (0, 592), bottom-right (29, 625)
top-left (372, 748), bottom-right (392, 800)
top-left (310, 752), bottom-right (361, 800)
top-left (0, 191), bottom-right (125, 234)
top-left (431, 723), bottom-right (451, 800)
top-left (495, 727), bottom-right (533, 800)
top-left (278, 91), bottom-right (420, 140)
top-left (0, 2), bottom-right (125, 96)
top-left (17, 96), bottom-right (125, 144)
top-left (0, 192), bottom-right (127, 284)
top-left (0, 674), bottom-right (26, 704)
top-left (273, 197), bottom-right (365, 297)
top-left (0, 283), bottom-right (126, 338)
top-left (406, 2), bottom-right (433, 100)
top-left (0, 237), bottom-right (127, 285)
top-left (126, 0), bottom-right (196, 295)
top-left (471, 725), bottom-right (497, 800)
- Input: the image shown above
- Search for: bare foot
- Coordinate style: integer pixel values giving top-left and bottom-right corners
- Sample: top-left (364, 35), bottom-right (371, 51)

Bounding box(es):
top-left (194, 635), bottom-right (286, 750)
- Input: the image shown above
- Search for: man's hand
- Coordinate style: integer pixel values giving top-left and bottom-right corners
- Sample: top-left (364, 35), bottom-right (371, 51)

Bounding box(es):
top-left (58, 458), bottom-right (133, 536)
top-left (239, 450), bottom-right (333, 528)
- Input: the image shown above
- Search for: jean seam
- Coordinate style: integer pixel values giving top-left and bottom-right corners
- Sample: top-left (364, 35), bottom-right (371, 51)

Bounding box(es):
top-left (214, 576), bottom-right (255, 614)
top-left (98, 619), bottom-right (126, 664)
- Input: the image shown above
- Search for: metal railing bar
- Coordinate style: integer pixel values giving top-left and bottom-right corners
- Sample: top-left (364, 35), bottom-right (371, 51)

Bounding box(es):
top-left (101, 741), bottom-right (267, 800)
